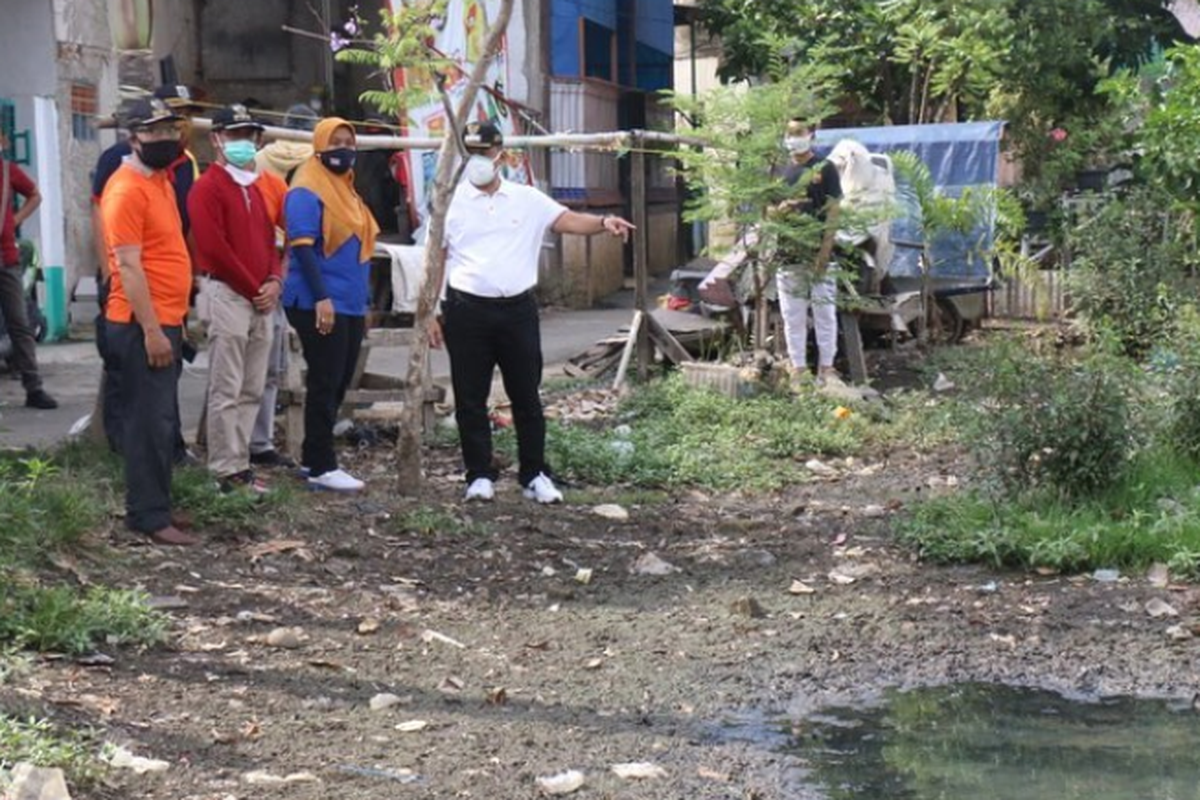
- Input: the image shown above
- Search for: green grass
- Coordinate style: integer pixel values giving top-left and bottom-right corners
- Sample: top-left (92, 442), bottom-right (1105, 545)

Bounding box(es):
top-left (0, 714), bottom-right (105, 786)
top-left (171, 465), bottom-right (296, 530)
top-left (394, 504), bottom-right (484, 536)
top-left (0, 584), bottom-right (168, 655)
top-left (0, 443), bottom-right (167, 655)
top-left (898, 448), bottom-right (1200, 577)
top-left (490, 375), bottom-right (887, 492)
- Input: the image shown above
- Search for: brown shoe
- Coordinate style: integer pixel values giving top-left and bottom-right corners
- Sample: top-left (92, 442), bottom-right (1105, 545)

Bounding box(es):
top-left (147, 526), bottom-right (200, 546)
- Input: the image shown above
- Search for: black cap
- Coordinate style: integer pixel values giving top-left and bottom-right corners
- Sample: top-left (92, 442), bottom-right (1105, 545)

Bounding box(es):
top-left (125, 98), bottom-right (182, 129)
top-left (212, 104), bottom-right (265, 132)
top-left (153, 84), bottom-right (202, 112)
top-left (464, 120), bottom-right (503, 151)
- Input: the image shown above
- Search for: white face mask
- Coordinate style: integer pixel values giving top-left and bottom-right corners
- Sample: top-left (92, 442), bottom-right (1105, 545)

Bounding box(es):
top-left (785, 135), bottom-right (813, 154)
top-left (465, 154), bottom-right (499, 187)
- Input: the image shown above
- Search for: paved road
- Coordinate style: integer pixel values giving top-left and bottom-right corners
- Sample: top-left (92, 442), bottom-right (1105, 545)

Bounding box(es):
top-left (0, 298), bottom-right (641, 451)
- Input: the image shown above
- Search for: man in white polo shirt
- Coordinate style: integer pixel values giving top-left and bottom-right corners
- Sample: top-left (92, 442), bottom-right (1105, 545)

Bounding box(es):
top-left (431, 121), bottom-right (634, 504)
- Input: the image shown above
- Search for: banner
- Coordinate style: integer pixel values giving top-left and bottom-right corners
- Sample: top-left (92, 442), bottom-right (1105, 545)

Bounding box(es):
top-left (392, 0), bottom-right (532, 232)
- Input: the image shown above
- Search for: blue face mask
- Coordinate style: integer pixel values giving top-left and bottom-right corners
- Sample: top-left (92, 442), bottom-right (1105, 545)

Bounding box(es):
top-left (222, 139), bottom-right (258, 168)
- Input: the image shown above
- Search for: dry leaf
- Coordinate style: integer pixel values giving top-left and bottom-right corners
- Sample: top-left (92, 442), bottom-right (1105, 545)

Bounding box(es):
top-left (1146, 598), bottom-right (1179, 619)
top-left (788, 580), bottom-right (816, 595)
top-left (698, 766), bottom-right (730, 782)
top-left (438, 676), bottom-right (465, 694)
top-left (486, 686), bottom-right (508, 706)
top-left (240, 718), bottom-right (262, 739)
top-left (583, 658), bottom-right (604, 670)
top-left (357, 618), bottom-right (381, 635)
top-left (421, 629), bottom-right (466, 649)
top-left (246, 539), bottom-right (309, 561)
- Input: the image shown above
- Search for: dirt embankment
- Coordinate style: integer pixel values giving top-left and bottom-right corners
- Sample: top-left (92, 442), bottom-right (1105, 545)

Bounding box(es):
top-left (4, 443), bottom-right (1199, 800)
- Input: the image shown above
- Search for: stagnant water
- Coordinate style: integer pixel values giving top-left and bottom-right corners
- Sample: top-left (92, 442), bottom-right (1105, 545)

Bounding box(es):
top-left (721, 684), bottom-right (1200, 799)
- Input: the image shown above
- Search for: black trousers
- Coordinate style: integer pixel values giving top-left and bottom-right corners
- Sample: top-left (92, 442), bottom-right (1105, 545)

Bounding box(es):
top-left (442, 288), bottom-right (546, 486)
top-left (0, 265), bottom-right (43, 393)
top-left (97, 279), bottom-right (188, 459)
top-left (286, 306), bottom-right (365, 477)
top-left (108, 321), bottom-right (182, 534)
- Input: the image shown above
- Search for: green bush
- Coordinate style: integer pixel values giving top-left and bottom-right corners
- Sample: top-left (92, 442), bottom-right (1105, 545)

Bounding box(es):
top-left (960, 340), bottom-right (1134, 500)
top-left (1065, 186), bottom-right (1193, 358)
top-left (898, 449), bottom-right (1200, 578)
top-left (0, 714), bottom-right (105, 785)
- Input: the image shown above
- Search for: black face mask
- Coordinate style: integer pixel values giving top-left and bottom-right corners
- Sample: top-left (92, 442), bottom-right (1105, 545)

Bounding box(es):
top-left (137, 140), bottom-right (180, 170)
top-left (320, 147), bottom-right (356, 175)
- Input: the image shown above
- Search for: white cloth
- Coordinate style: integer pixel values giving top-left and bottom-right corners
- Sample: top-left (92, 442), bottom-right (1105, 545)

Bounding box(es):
top-left (777, 270), bottom-right (838, 369)
top-left (373, 242), bottom-right (424, 313)
top-left (443, 178), bottom-right (567, 297)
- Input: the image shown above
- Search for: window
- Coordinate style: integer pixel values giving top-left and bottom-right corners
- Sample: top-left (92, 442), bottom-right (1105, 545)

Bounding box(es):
top-left (582, 19), bottom-right (615, 82)
top-left (70, 83), bottom-right (97, 142)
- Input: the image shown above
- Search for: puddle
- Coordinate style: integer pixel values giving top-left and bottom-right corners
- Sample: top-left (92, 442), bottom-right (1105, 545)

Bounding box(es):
top-left (723, 684), bottom-right (1200, 799)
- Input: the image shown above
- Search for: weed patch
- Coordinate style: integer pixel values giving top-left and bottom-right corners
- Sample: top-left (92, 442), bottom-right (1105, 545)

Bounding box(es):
top-left (0, 584), bottom-right (167, 655)
top-left (898, 450), bottom-right (1200, 577)
top-left (394, 505), bottom-right (482, 536)
top-left (500, 375), bottom-right (874, 492)
top-left (0, 714), bottom-right (105, 785)
top-left (171, 466), bottom-right (294, 530)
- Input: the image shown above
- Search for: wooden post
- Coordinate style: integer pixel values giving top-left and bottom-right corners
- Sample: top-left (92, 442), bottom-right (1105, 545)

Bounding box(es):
top-left (631, 131), bottom-right (652, 380)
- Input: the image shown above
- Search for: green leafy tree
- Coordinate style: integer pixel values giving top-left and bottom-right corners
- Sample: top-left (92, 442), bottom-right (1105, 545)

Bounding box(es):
top-left (667, 61), bottom-right (840, 347)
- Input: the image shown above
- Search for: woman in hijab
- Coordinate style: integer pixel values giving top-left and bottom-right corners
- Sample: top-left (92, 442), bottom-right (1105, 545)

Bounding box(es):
top-left (283, 117), bottom-right (380, 492)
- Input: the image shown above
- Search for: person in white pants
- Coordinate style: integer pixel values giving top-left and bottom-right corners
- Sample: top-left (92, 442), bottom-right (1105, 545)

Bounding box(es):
top-left (774, 118), bottom-right (844, 385)
top-left (777, 268), bottom-right (838, 379)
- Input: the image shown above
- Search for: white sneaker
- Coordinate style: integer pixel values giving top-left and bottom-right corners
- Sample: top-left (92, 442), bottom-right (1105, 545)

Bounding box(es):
top-left (465, 477), bottom-right (495, 502)
top-left (523, 473), bottom-right (563, 504)
top-left (307, 468), bottom-right (364, 492)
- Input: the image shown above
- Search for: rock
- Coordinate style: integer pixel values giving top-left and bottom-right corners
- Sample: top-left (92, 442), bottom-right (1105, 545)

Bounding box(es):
top-left (611, 762), bottom-right (668, 780)
top-left (106, 745), bottom-right (170, 774)
top-left (861, 504), bottom-right (887, 518)
top-left (265, 627), bottom-right (307, 649)
top-left (369, 693), bottom-right (404, 711)
top-left (574, 568), bottom-right (594, 585)
top-left (243, 771), bottom-right (319, 785)
top-left (731, 596), bottom-right (766, 618)
top-left (804, 459), bottom-right (838, 477)
top-left (7, 763), bottom-right (72, 800)
top-left (1166, 624), bottom-right (1193, 641)
top-left (933, 372), bottom-right (956, 392)
top-left (593, 504), bottom-right (630, 521)
top-left (357, 618), bottom-right (381, 635)
top-left (1147, 563), bottom-right (1170, 588)
top-left (630, 552), bottom-right (677, 576)
top-left (536, 770), bottom-right (586, 795)
top-left (835, 562), bottom-right (881, 581)
top-left (788, 580), bottom-right (816, 595)
top-left (394, 719), bottom-right (429, 732)
top-left (1092, 569), bottom-right (1120, 583)
top-left (1146, 598), bottom-right (1179, 619)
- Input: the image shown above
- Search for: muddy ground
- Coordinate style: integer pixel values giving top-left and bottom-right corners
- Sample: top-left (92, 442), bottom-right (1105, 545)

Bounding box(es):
top-left (5, 376), bottom-right (1200, 799)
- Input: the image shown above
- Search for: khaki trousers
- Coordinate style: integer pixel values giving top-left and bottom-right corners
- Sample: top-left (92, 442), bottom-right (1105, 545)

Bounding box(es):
top-left (203, 279), bottom-right (271, 478)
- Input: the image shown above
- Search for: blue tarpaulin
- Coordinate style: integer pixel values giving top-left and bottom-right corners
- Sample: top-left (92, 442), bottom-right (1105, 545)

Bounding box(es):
top-left (815, 121), bottom-right (1005, 282)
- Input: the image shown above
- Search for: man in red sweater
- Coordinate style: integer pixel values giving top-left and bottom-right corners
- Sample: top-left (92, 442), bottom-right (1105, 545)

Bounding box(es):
top-left (188, 105), bottom-right (282, 493)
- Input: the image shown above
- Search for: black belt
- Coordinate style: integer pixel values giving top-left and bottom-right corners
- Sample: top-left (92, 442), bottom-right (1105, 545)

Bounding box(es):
top-left (447, 286), bottom-right (534, 306)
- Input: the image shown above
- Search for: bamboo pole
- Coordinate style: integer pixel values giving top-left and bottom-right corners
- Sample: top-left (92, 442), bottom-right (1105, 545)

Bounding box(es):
top-left (630, 131), bottom-right (652, 381)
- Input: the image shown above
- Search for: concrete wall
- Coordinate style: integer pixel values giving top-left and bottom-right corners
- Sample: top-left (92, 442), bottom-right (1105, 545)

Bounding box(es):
top-left (55, 0), bottom-right (119, 302)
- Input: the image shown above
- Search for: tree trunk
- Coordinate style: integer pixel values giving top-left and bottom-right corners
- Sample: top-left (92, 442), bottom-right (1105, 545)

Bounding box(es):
top-left (394, 0), bottom-right (515, 494)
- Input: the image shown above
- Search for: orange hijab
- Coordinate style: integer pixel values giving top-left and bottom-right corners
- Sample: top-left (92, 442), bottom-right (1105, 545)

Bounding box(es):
top-left (289, 117), bottom-right (379, 262)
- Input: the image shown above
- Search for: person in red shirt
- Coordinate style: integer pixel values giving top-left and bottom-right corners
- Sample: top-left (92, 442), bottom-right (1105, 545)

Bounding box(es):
top-left (0, 130), bottom-right (56, 409)
top-left (188, 106), bottom-right (283, 494)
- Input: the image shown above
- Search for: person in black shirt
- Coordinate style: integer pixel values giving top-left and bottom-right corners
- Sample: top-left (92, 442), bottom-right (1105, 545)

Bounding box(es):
top-left (774, 118), bottom-right (843, 386)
